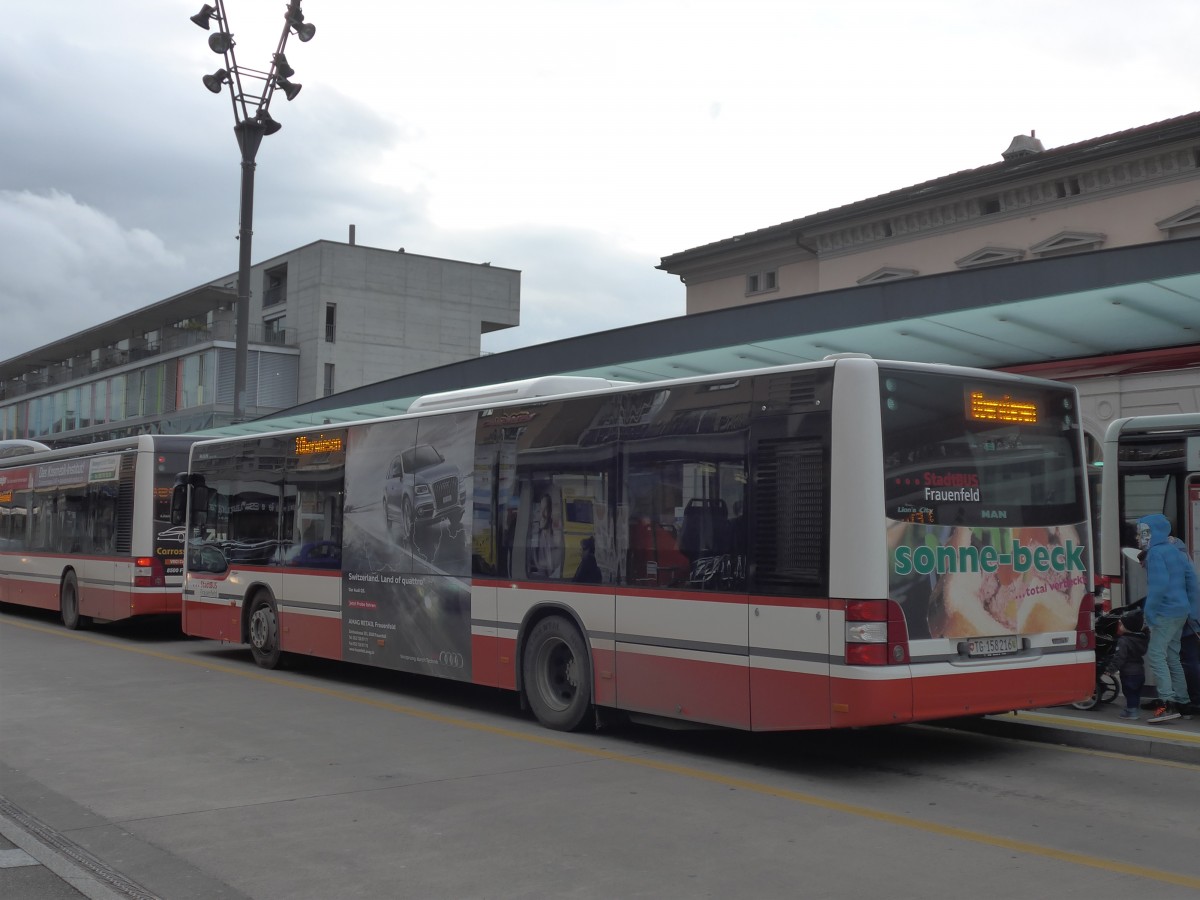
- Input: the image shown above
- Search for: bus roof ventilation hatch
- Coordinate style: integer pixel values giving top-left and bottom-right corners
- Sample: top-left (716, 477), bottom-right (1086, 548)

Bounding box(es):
top-left (407, 376), bottom-right (627, 413)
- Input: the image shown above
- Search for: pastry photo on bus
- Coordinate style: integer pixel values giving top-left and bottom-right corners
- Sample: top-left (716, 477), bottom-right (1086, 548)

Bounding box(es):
top-left (889, 521), bottom-right (1088, 640)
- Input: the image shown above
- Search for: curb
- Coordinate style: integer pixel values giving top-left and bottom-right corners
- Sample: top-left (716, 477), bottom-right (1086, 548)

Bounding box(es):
top-left (940, 709), bottom-right (1200, 765)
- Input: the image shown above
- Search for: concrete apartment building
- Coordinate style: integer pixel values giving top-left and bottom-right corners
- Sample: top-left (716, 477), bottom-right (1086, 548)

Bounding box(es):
top-left (0, 239), bottom-right (520, 444)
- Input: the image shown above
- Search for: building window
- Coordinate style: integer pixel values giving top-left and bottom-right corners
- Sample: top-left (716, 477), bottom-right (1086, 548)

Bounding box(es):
top-left (263, 265), bottom-right (287, 308)
top-left (263, 317), bottom-right (287, 345)
top-left (323, 364), bottom-right (335, 397)
top-left (979, 195), bottom-right (1002, 215)
top-left (746, 270), bottom-right (777, 296)
top-left (325, 303), bottom-right (337, 343)
top-left (177, 353), bottom-right (209, 409)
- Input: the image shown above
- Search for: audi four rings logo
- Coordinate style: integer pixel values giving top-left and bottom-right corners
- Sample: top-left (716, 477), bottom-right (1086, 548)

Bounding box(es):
top-left (438, 650), bottom-right (465, 668)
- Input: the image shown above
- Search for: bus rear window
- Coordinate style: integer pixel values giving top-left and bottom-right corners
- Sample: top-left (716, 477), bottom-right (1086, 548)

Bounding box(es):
top-left (880, 370), bottom-right (1085, 527)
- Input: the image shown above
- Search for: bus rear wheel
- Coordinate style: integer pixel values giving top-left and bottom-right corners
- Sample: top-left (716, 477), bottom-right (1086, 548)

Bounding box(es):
top-left (60, 572), bottom-right (90, 631)
top-left (523, 615), bottom-right (591, 731)
top-left (247, 594), bottom-right (282, 669)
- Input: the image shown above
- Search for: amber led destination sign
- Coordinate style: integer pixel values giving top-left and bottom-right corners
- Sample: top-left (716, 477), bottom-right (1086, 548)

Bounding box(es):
top-left (966, 390), bottom-right (1038, 424)
top-left (295, 435), bottom-right (344, 455)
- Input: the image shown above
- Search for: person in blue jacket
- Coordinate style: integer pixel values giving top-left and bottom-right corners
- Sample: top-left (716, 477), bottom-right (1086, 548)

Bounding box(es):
top-left (1138, 514), bottom-right (1200, 722)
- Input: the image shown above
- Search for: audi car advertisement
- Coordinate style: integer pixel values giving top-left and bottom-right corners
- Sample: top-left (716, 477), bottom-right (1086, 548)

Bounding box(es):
top-left (340, 413), bottom-right (475, 680)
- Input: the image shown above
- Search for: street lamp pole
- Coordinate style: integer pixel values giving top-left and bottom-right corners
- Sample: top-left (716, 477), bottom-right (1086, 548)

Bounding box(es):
top-left (233, 119), bottom-right (261, 423)
top-left (191, 1), bottom-right (313, 423)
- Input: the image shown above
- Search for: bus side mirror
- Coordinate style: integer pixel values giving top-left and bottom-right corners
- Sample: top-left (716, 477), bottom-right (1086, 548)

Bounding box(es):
top-left (170, 482), bottom-right (188, 526)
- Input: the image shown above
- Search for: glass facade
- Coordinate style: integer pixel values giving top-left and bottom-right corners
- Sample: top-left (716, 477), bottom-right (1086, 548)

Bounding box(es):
top-left (0, 347), bottom-right (287, 442)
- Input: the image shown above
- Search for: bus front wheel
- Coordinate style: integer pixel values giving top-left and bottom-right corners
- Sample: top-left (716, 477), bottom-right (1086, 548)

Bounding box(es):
top-left (60, 572), bottom-right (90, 631)
top-left (522, 615), bottom-right (592, 731)
top-left (247, 594), bottom-right (282, 669)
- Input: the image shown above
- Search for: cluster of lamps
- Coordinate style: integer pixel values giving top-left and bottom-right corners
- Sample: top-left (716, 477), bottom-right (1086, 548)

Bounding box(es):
top-left (189, 1), bottom-right (316, 423)
top-left (191, 1), bottom-right (314, 135)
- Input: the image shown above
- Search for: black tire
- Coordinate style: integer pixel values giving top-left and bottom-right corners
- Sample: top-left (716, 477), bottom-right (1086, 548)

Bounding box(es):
top-left (60, 572), bottom-right (90, 631)
top-left (247, 593), bottom-right (282, 669)
top-left (522, 615), bottom-right (592, 731)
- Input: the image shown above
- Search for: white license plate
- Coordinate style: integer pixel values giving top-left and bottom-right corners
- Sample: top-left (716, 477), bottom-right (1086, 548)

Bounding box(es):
top-left (966, 636), bottom-right (1020, 657)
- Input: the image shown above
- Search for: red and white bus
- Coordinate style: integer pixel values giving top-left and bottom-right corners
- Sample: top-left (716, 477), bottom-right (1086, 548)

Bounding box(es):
top-left (175, 356), bottom-right (1095, 731)
top-left (1098, 413), bottom-right (1200, 610)
top-left (0, 435), bottom-right (196, 628)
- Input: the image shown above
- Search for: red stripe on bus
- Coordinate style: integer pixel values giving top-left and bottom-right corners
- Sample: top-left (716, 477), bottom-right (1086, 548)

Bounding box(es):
top-left (826, 660), bottom-right (1094, 727)
top-left (279, 611), bottom-right (343, 660)
top-left (182, 600), bottom-right (241, 644)
top-left (908, 660), bottom-right (1094, 722)
top-left (126, 591), bottom-right (181, 616)
top-left (613, 650), bottom-right (752, 730)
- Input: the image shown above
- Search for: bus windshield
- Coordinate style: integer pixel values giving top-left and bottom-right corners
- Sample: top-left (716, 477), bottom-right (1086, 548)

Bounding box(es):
top-left (880, 369), bottom-right (1086, 527)
top-left (879, 368), bottom-right (1090, 642)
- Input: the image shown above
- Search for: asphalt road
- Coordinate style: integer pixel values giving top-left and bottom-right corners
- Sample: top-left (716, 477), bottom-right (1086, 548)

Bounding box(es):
top-left (2, 605), bottom-right (1199, 900)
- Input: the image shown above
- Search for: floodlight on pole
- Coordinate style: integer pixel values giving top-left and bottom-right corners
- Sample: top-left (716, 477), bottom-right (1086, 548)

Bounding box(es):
top-left (203, 68), bottom-right (230, 93)
top-left (275, 76), bottom-right (302, 101)
top-left (191, 0), bottom-right (315, 424)
top-left (190, 4), bottom-right (216, 29)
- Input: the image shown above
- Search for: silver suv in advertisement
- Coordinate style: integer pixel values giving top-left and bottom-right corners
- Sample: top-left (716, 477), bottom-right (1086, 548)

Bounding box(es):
top-left (382, 443), bottom-right (466, 542)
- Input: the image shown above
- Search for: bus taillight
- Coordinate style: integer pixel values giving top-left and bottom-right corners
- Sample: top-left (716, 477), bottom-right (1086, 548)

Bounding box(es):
top-left (1075, 592), bottom-right (1095, 651)
top-left (134, 556), bottom-right (165, 588)
top-left (845, 599), bottom-right (909, 666)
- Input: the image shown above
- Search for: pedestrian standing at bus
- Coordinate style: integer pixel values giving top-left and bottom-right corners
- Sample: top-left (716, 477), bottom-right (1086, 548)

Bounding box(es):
top-left (1152, 533), bottom-right (1200, 716)
top-left (1138, 514), bottom-right (1200, 723)
top-left (1105, 608), bottom-right (1150, 719)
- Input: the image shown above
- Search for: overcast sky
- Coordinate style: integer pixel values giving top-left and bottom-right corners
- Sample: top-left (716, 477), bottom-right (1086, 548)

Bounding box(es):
top-left (2, 1), bottom-right (1196, 362)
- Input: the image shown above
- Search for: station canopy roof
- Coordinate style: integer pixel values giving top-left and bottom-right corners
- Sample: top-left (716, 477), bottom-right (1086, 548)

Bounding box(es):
top-left (207, 236), bottom-right (1200, 437)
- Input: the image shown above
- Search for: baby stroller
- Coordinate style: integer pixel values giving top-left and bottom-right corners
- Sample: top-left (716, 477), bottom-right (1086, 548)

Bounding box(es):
top-left (1070, 604), bottom-right (1132, 710)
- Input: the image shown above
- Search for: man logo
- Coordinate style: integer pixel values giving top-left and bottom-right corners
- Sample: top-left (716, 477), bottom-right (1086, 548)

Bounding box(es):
top-left (438, 650), bottom-right (465, 668)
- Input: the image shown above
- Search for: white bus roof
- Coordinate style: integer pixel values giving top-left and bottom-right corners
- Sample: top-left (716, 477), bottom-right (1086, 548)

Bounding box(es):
top-left (1104, 413), bottom-right (1200, 439)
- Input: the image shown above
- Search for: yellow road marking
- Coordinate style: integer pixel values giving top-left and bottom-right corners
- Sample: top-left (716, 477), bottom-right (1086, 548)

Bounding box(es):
top-left (8, 617), bottom-right (1200, 891)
